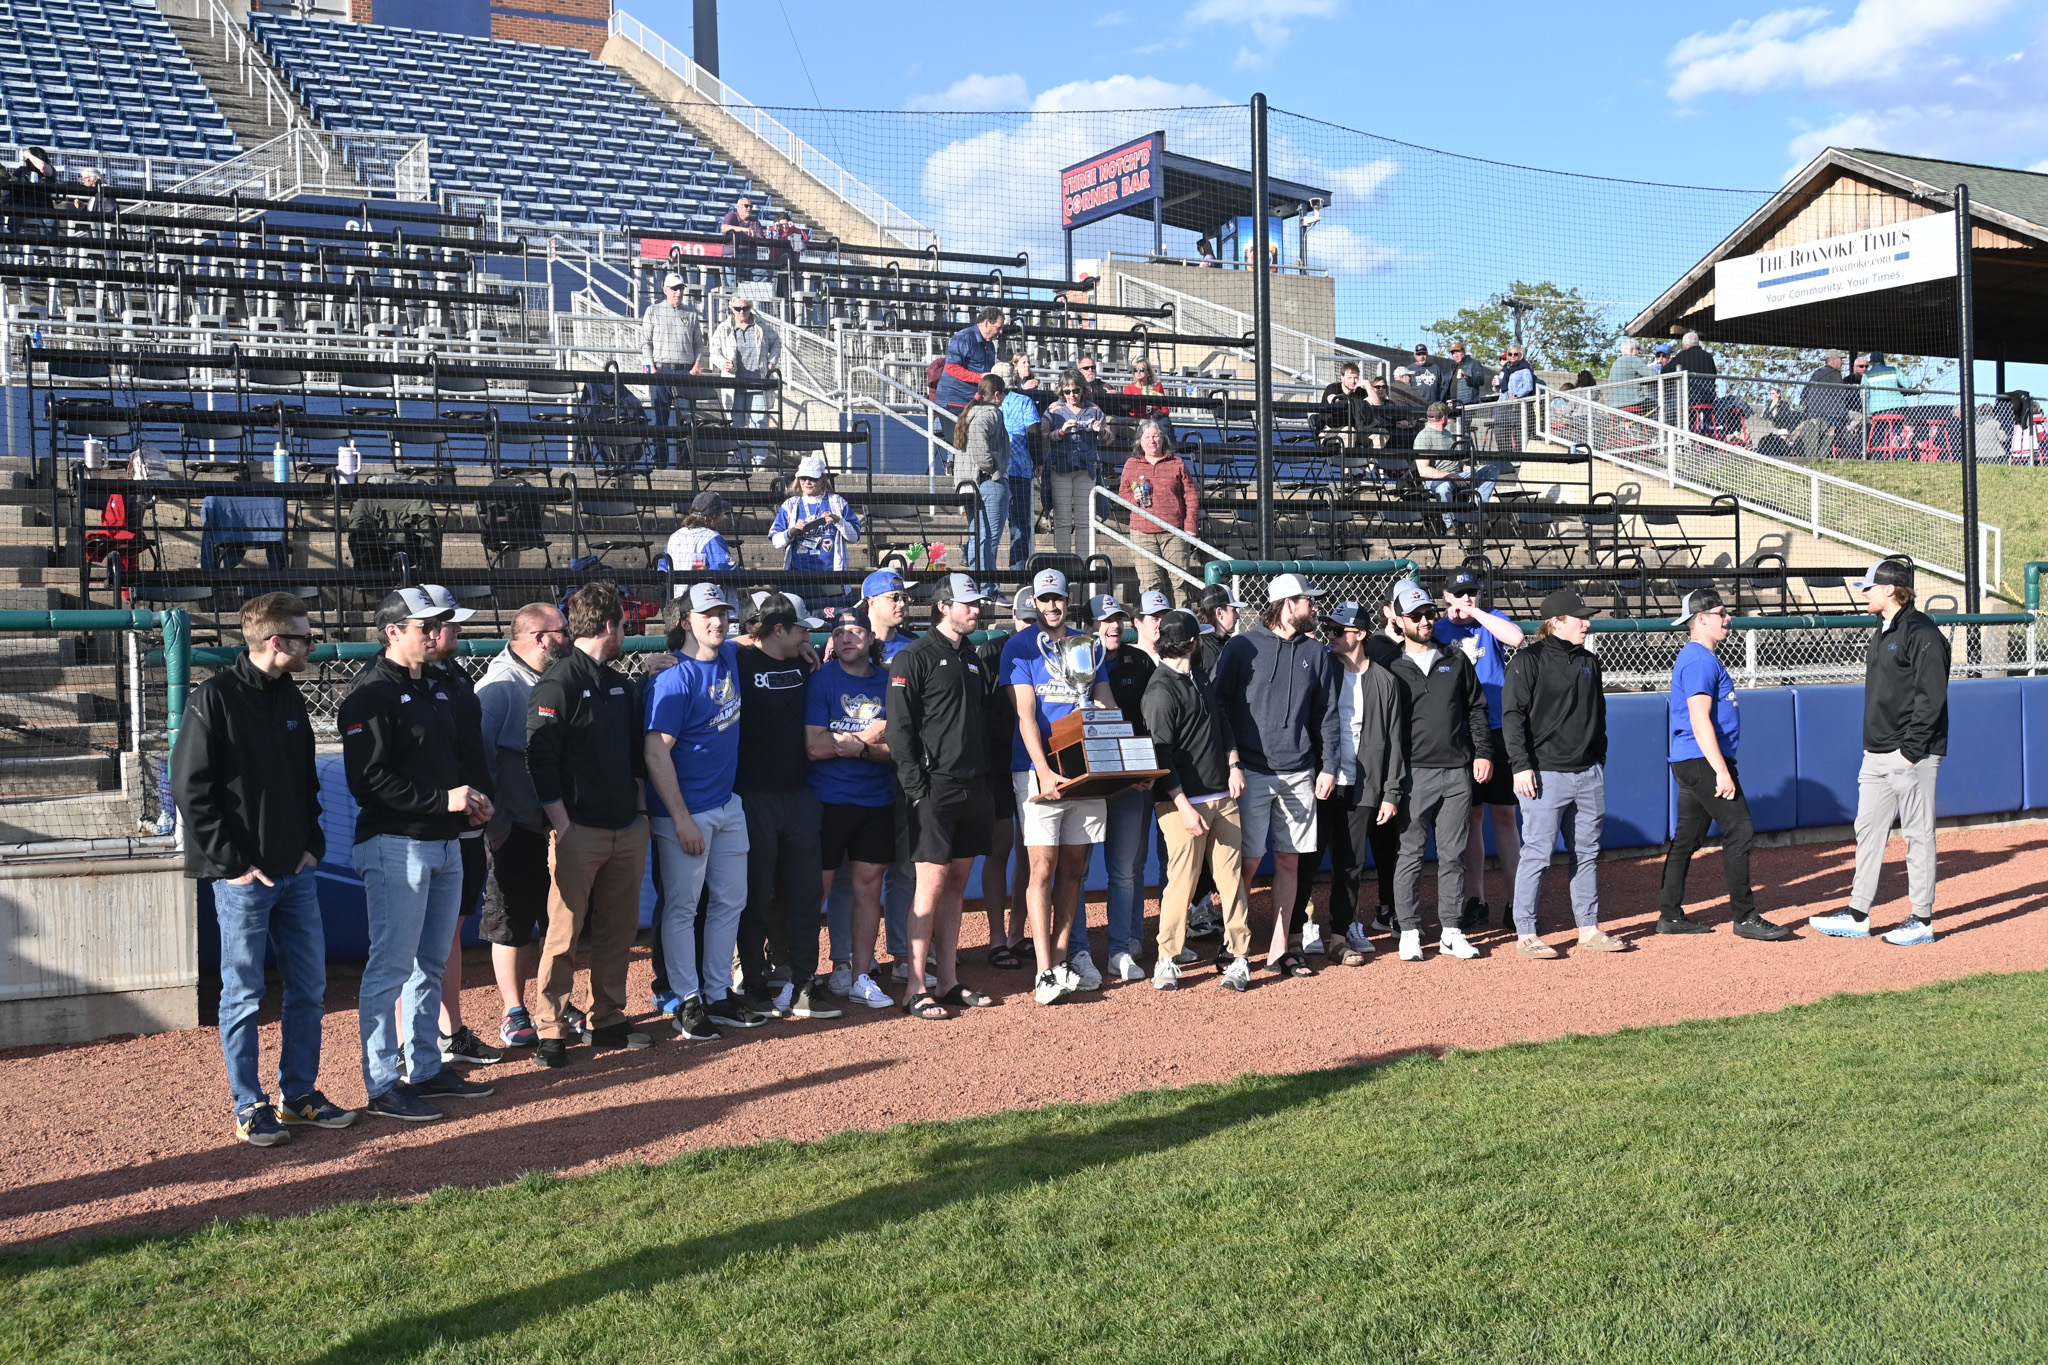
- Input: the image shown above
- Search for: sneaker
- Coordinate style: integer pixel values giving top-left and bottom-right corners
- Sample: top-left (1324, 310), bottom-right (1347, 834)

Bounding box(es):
top-left (1733, 914), bottom-right (1796, 942)
top-left (562, 1003), bottom-right (590, 1040)
top-left (1518, 935), bottom-right (1561, 960)
top-left (1172, 947), bottom-right (1198, 966)
top-left (277, 1091), bottom-right (357, 1129)
top-left (827, 962), bottom-right (853, 996)
top-left (1152, 958), bottom-right (1181, 991)
top-left (792, 982), bottom-right (844, 1018)
top-left (1439, 928), bottom-right (1481, 960)
top-left (889, 959), bottom-right (938, 989)
top-left (1068, 950), bottom-right (1103, 992)
top-left (498, 1008), bottom-right (538, 1049)
top-left (1219, 956), bottom-right (1252, 992)
top-left (1033, 968), bottom-right (1070, 1005)
top-left (674, 998), bottom-right (722, 1041)
top-left (1299, 924), bottom-right (1325, 957)
top-left (1370, 906), bottom-right (1394, 933)
top-left (589, 1023), bottom-right (654, 1050)
top-left (414, 1070), bottom-right (495, 1100)
top-left (1810, 910), bottom-right (1872, 939)
top-left (1344, 923), bottom-right (1375, 957)
top-left (849, 974), bottom-right (894, 1010)
top-left (1109, 950), bottom-right (1146, 982)
top-left (235, 1102), bottom-right (291, 1147)
top-left (771, 981), bottom-right (796, 1018)
top-left (1656, 915), bottom-right (1713, 935)
top-left (439, 1026), bottom-right (502, 1066)
top-left (652, 990), bottom-right (681, 1018)
top-left (706, 997), bottom-right (770, 1029)
top-left (1882, 917), bottom-right (1936, 947)
top-left (365, 1084), bottom-right (444, 1122)
top-left (1398, 929), bottom-right (1424, 962)
top-left (1460, 897), bottom-right (1488, 932)
top-left (536, 1038), bottom-right (570, 1067)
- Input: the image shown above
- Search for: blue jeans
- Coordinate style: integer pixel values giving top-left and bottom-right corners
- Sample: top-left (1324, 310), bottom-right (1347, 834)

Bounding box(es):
top-left (353, 834), bottom-right (463, 1097)
top-left (651, 798), bottom-right (750, 1003)
top-left (213, 866), bottom-right (326, 1115)
top-left (1006, 473), bottom-right (1035, 569)
top-left (1511, 766), bottom-right (1605, 935)
top-left (970, 477), bottom-right (1008, 574)
top-left (730, 386), bottom-right (767, 468)
top-left (648, 377), bottom-right (694, 470)
top-left (1102, 786), bottom-right (1152, 959)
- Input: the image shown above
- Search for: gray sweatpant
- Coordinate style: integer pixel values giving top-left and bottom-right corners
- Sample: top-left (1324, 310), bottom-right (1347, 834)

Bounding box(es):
top-left (1851, 750), bottom-right (1940, 919)
top-left (1512, 766), bottom-right (1605, 935)
top-left (1394, 765), bottom-right (1470, 932)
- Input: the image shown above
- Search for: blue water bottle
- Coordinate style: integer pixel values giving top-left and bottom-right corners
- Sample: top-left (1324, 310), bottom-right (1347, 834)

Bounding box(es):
top-left (271, 440), bottom-right (290, 484)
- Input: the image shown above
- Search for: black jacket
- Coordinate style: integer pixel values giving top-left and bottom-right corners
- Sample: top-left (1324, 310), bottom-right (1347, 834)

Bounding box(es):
top-left (1337, 660), bottom-right (1408, 809)
top-left (339, 654), bottom-right (471, 843)
top-left (1389, 645), bottom-right (1491, 771)
top-left (172, 653), bottom-right (323, 880)
top-left (1502, 635), bottom-right (1608, 774)
top-left (886, 627), bottom-right (989, 801)
top-left (427, 658), bottom-right (492, 798)
top-left (1105, 643), bottom-right (1156, 730)
top-left (1141, 661), bottom-right (1238, 801)
top-left (1862, 607), bottom-right (1949, 761)
top-left (526, 647), bottom-right (647, 830)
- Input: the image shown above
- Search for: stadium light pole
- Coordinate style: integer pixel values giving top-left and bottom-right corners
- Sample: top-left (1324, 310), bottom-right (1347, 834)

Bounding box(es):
top-left (1252, 94), bottom-right (1274, 559)
top-left (1955, 184), bottom-right (1980, 613)
top-left (694, 0), bottom-right (720, 77)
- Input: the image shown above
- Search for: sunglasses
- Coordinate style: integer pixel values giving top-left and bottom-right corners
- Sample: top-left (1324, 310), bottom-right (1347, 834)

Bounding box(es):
top-left (269, 632), bottom-right (314, 646)
top-left (1404, 608), bottom-right (1439, 620)
top-left (1447, 590), bottom-right (1477, 599)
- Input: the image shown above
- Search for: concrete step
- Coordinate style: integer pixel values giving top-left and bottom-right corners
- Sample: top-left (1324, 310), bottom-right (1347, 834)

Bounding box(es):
top-left (0, 587), bottom-right (66, 611)
top-left (0, 545), bottom-right (50, 569)
top-left (0, 751), bottom-right (120, 795)
top-left (0, 790), bottom-right (141, 842)
top-left (0, 693), bottom-right (95, 725)
top-left (0, 721), bottom-right (118, 749)
top-left (0, 636), bottom-right (78, 666)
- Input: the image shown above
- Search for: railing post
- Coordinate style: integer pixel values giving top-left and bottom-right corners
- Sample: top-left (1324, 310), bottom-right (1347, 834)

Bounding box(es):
top-left (163, 607), bottom-right (190, 763)
top-left (1809, 472), bottom-right (1821, 538)
top-left (1744, 627), bottom-right (1758, 688)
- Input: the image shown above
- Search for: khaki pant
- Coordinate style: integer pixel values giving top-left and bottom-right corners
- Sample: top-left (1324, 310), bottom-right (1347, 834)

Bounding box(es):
top-left (534, 816), bottom-right (650, 1038)
top-left (1155, 796), bottom-right (1250, 958)
top-left (1131, 529), bottom-right (1194, 606)
top-left (1851, 750), bottom-right (1940, 919)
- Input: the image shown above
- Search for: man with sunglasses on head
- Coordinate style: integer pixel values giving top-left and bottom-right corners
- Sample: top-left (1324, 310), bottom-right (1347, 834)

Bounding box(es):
top-left (1660, 590), bottom-right (1795, 942)
top-left (175, 593), bottom-right (350, 1147)
top-left (1435, 567), bottom-right (1524, 933)
top-left (641, 270), bottom-right (705, 471)
top-left (711, 294), bottom-right (781, 468)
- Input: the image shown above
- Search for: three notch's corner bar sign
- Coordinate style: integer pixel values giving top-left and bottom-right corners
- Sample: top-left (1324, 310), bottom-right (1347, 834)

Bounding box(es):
top-left (1061, 132), bottom-right (1164, 232)
top-left (1714, 211), bottom-right (1959, 320)
top-left (639, 235), bottom-right (732, 260)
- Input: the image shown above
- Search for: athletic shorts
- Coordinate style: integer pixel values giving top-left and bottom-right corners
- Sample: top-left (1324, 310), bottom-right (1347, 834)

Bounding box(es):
top-left (1239, 767), bottom-right (1318, 857)
top-left (1471, 729), bottom-right (1518, 807)
top-left (458, 831), bottom-right (486, 917)
top-left (1012, 769), bottom-right (1108, 847)
top-left (480, 824), bottom-right (552, 946)
top-left (820, 800), bottom-right (897, 870)
top-left (906, 775), bottom-right (993, 864)
top-left (989, 768), bottom-right (1017, 819)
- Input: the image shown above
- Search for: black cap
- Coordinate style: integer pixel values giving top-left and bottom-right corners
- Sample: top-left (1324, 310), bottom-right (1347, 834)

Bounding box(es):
top-left (1538, 588), bottom-right (1597, 619)
top-left (1445, 566), bottom-right (1481, 595)
top-left (689, 490), bottom-right (731, 516)
top-left (1852, 557), bottom-right (1913, 590)
top-left (1157, 610), bottom-right (1199, 652)
top-left (1198, 583), bottom-right (1247, 611)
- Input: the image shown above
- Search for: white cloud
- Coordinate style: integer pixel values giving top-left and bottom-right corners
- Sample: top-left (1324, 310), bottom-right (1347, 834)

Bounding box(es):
top-left (1668, 0), bottom-right (2012, 100)
top-left (1095, 8), bottom-right (1128, 24)
top-left (905, 73), bottom-right (1029, 111)
top-left (1188, 0), bottom-right (1340, 53)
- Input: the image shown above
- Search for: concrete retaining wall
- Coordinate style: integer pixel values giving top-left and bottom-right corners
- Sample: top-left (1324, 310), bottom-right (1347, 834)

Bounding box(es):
top-left (0, 855), bottom-right (194, 1048)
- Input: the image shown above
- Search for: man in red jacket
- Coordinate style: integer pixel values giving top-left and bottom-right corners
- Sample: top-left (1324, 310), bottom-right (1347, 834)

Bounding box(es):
top-left (1119, 417), bottom-right (1200, 608)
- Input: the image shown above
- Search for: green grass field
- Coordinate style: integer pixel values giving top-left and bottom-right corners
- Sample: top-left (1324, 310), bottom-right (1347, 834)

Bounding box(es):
top-left (9, 972), bottom-right (2048, 1363)
top-left (1818, 461), bottom-right (2048, 602)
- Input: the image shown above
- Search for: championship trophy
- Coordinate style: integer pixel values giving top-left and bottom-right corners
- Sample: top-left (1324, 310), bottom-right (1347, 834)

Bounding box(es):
top-left (1038, 633), bottom-right (1167, 801)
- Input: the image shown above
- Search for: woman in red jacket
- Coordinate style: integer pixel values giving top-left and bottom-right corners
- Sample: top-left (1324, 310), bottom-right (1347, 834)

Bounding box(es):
top-left (1118, 418), bottom-right (1200, 607)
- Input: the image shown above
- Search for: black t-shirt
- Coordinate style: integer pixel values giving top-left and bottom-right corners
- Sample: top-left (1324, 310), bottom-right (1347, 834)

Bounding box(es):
top-left (1105, 644), bottom-right (1156, 732)
top-left (734, 644), bottom-right (812, 793)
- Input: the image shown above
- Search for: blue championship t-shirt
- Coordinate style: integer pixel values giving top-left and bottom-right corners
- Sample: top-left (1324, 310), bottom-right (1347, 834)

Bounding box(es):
top-left (1669, 640), bottom-right (1738, 762)
top-left (1434, 616), bottom-right (1508, 729)
top-left (999, 624), bottom-right (1108, 773)
top-left (806, 659), bottom-right (894, 807)
top-left (644, 641), bottom-right (742, 817)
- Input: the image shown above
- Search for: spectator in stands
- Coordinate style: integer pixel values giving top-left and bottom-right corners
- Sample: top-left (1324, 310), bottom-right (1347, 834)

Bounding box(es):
top-left (955, 373), bottom-right (1011, 574)
top-left (720, 194), bottom-right (765, 285)
top-left (935, 306), bottom-right (1006, 414)
top-left (1046, 371), bottom-right (1106, 557)
top-left (174, 592), bottom-right (349, 1147)
top-left (5, 145), bottom-right (58, 236)
top-left (1434, 568), bottom-right (1523, 933)
top-left (1120, 418), bottom-right (1200, 607)
top-left (420, 588), bottom-right (500, 1070)
top-left (476, 603), bottom-right (570, 1051)
top-left (1448, 343), bottom-right (1488, 406)
top-left (768, 207), bottom-right (809, 256)
top-left (808, 607), bottom-right (897, 1011)
top-left (1094, 594), bottom-right (1157, 982)
top-left (996, 362), bottom-right (1042, 568)
top-left (641, 271), bottom-right (705, 471)
top-left (1195, 238), bottom-right (1221, 267)
top-left (1670, 331), bottom-right (1719, 425)
top-left (1608, 338), bottom-right (1654, 412)
top-left (1861, 352), bottom-right (1914, 415)
top-left (1413, 403), bottom-right (1464, 500)
top-left (1405, 344), bottom-right (1449, 404)
top-left (771, 454), bottom-right (863, 573)
top-left (646, 586), bottom-right (762, 1038)
top-left (339, 588), bottom-right (495, 1121)
top-left (1123, 360), bottom-right (1170, 420)
top-left (665, 491), bottom-right (735, 579)
top-left (1503, 589), bottom-right (1626, 957)
top-left (1073, 355), bottom-right (1110, 407)
top-left (711, 296), bottom-right (780, 466)
top-left (525, 581), bottom-right (654, 1065)
top-left (1803, 352), bottom-right (1850, 426)
top-left (1494, 344), bottom-right (1537, 452)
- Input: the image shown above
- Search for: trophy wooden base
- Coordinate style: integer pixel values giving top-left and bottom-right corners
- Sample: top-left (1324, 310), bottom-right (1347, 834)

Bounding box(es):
top-left (1036, 708), bottom-right (1166, 801)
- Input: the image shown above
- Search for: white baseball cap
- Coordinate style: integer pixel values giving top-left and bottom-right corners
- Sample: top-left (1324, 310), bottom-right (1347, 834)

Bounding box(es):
top-left (418, 583), bottom-right (476, 622)
top-left (1137, 589), bottom-right (1174, 616)
top-left (1391, 580), bottom-right (1434, 616)
top-left (795, 454), bottom-right (828, 480)
top-left (663, 271), bottom-right (685, 289)
top-left (1032, 567), bottom-right (1070, 600)
top-left (1266, 572), bottom-right (1324, 602)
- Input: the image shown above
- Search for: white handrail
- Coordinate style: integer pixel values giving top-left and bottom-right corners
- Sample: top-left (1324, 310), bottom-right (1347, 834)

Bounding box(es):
top-left (207, 0), bottom-right (316, 140)
top-left (609, 11), bottom-right (933, 251)
top-left (1087, 482), bottom-right (1233, 572)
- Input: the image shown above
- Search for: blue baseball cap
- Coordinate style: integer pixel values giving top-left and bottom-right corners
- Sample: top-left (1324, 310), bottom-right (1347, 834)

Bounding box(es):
top-left (861, 569), bottom-right (910, 599)
top-left (1321, 601), bottom-right (1369, 629)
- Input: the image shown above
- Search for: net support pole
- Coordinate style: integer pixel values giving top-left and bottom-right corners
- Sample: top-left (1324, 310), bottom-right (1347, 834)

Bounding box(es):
top-left (1252, 94), bottom-right (1274, 559)
top-left (1955, 185), bottom-right (1981, 613)
top-left (163, 606), bottom-right (190, 766)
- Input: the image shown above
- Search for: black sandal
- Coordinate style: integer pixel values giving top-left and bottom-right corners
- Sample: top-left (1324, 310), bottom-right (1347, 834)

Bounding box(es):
top-left (986, 943), bottom-right (1024, 970)
top-left (941, 984), bottom-right (994, 1009)
top-left (1269, 952), bottom-right (1317, 978)
top-left (902, 991), bottom-right (949, 1021)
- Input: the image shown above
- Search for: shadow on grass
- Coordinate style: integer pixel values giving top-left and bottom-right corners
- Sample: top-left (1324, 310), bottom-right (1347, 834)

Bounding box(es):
top-left (297, 1060), bottom-right (1394, 1364)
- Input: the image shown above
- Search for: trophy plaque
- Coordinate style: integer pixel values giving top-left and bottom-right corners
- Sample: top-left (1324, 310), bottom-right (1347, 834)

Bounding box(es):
top-left (1036, 634), bottom-right (1167, 801)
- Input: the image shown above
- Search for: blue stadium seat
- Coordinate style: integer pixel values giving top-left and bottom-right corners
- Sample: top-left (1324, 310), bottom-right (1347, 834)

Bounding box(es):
top-left (0, 0), bottom-right (241, 159)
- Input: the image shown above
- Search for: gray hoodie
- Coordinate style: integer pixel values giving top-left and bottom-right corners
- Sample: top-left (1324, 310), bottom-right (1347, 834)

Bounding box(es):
top-left (477, 647), bottom-right (545, 835)
top-left (1213, 622), bottom-right (1342, 777)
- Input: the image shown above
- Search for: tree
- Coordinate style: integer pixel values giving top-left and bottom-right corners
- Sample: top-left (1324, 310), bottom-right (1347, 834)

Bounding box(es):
top-left (1427, 281), bottom-right (1618, 375)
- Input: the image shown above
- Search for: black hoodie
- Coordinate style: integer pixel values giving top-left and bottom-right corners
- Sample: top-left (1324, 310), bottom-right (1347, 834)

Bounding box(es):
top-left (172, 652), bottom-right (323, 880)
top-left (1501, 634), bottom-right (1607, 774)
top-left (339, 654), bottom-right (471, 843)
top-left (1862, 606), bottom-right (1949, 761)
top-left (1388, 642), bottom-right (1491, 771)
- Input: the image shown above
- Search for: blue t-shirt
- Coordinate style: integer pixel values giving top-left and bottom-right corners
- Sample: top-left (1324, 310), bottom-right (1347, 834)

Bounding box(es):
top-left (644, 641), bottom-right (742, 817)
top-left (1434, 617), bottom-right (1508, 729)
top-left (1000, 624), bottom-right (1108, 773)
top-left (805, 660), bottom-right (894, 807)
top-left (877, 629), bottom-right (914, 663)
top-left (1000, 391), bottom-right (1039, 477)
top-left (1669, 641), bottom-right (1738, 762)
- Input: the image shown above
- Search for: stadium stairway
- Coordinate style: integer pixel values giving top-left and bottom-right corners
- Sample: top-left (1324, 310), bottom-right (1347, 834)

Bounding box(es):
top-left (162, 13), bottom-right (371, 192)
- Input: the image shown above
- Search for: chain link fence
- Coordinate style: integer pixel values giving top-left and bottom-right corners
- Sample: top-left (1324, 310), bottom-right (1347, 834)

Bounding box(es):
top-left (1202, 558), bottom-right (1420, 622)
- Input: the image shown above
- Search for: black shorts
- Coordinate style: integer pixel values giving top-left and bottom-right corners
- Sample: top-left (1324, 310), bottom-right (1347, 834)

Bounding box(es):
top-left (907, 776), bottom-right (993, 864)
top-left (988, 769), bottom-right (1016, 819)
top-left (820, 800), bottom-right (897, 870)
top-left (459, 832), bottom-right (487, 916)
top-left (480, 824), bottom-right (552, 946)
top-left (1472, 728), bottom-right (1518, 807)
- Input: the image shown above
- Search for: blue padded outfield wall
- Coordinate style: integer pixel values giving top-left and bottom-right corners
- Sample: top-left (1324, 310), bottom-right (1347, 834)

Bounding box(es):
top-left (200, 675), bottom-right (2048, 968)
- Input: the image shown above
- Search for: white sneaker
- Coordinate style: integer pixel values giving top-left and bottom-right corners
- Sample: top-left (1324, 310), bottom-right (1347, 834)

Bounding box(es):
top-left (1300, 924), bottom-right (1325, 957)
top-left (849, 974), bottom-right (893, 1009)
top-left (1439, 928), bottom-right (1480, 960)
top-left (1033, 968), bottom-right (1070, 1005)
top-left (1151, 958), bottom-right (1181, 991)
top-left (1398, 929), bottom-right (1424, 961)
top-left (1345, 923), bottom-right (1374, 957)
top-left (1219, 955), bottom-right (1252, 992)
top-left (771, 981), bottom-right (795, 1016)
top-left (1054, 961), bottom-right (1083, 994)
top-left (1172, 946), bottom-right (1198, 965)
top-left (827, 962), bottom-right (853, 996)
top-left (1068, 950), bottom-right (1103, 992)
top-left (890, 959), bottom-right (938, 988)
top-left (1109, 950), bottom-right (1146, 982)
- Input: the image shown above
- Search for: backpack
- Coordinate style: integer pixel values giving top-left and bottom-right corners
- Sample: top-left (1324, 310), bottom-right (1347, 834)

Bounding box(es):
top-left (478, 479), bottom-right (548, 557)
top-left (926, 355), bottom-right (945, 401)
top-left (348, 485), bottom-right (442, 574)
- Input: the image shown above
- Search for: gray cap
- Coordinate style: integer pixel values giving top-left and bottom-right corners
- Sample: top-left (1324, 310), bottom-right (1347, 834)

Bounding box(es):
top-left (1322, 601), bottom-right (1368, 629)
top-left (937, 572), bottom-right (991, 604)
top-left (1031, 567), bottom-right (1070, 600)
top-left (688, 490), bottom-right (731, 516)
top-left (418, 583), bottom-right (476, 623)
top-left (1137, 590), bottom-right (1174, 616)
top-left (1012, 587), bottom-right (1038, 623)
top-left (1086, 593), bottom-right (1128, 622)
top-left (752, 590), bottom-right (824, 630)
top-left (1674, 588), bottom-right (1726, 627)
top-left (1851, 557), bottom-right (1913, 590)
top-left (1198, 582), bottom-right (1248, 610)
top-left (1391, 580), bottom-right (1435, 616)
top-left (686, 582), bottom-right (735, 613)
top-left (374, 586), bottom-right (453, 631)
